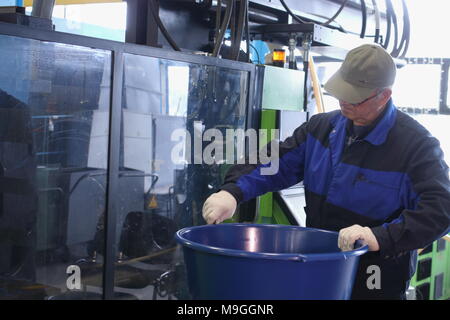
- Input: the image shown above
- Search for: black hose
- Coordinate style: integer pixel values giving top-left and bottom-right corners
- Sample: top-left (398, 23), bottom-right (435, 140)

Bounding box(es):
top-left (214, 0), bottom-right (222, 44)
top-left (372, 0), bottom-right (380, 44)
top-left (249, 43), bottom-right (260, 64)
top-left (279, 0), bottom-right (313, 24)
top-left (323, 0), bottom-right (349, 26)
top-left (231, 0), bottom-right (247, 60)
top-left (360, 0), bottom-right (367, 39)
top-left (387, 0), bottom-right (399, 57)
top-left (399, 0), bottom-right (410, 58)
top-left (382, 0), bottom-right (391, 49)
top-left (279, 0), bottom-right (349, 27)
top-left (213, 0), bottom-right (234, 57)
top-left (391, 0), bottom-right (407, 57)
top-left (230, 0), bottom-right (236, 56)
top-left (245, 0), bottom-right (251, 62)
top-left (149, 0), bottom-right (181, 51)
top-left (391, 0), bottom-right (406, 57)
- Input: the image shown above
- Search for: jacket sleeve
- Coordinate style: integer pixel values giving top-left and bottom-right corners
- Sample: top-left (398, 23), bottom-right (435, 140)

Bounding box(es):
top-left (371, 135), bottom-right (450, 258)
top-left (220, 120), bottom-right (309, 204)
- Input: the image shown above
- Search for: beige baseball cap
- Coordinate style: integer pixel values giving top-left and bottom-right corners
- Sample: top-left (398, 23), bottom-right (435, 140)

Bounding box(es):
top-left (324, 44), bottom-right (396, 104)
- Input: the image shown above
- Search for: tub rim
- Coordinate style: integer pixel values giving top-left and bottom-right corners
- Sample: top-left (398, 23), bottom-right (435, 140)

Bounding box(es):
top-left (175, 223), bottom-right (368, 262)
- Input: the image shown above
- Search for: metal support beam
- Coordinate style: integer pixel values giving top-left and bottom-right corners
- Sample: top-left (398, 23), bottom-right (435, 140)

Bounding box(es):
top-left (125, 0), bottom-right (159, 47)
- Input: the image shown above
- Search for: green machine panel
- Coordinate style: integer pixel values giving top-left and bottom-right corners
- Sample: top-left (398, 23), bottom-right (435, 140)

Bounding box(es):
top-left (256, 65), bottom-right (307, 224)
top-left (261, 65), bottom-right (305, 111)
top-left (410, 236), bottom-right (450, 300)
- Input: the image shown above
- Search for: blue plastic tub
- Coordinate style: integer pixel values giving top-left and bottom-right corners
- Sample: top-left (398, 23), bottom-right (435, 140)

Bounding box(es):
top-left (175, 223), bottom-right (368, 300)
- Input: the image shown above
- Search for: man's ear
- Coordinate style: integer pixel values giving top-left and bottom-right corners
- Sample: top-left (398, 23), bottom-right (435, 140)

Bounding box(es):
top-left (379, 88), bottom-right (392, 103)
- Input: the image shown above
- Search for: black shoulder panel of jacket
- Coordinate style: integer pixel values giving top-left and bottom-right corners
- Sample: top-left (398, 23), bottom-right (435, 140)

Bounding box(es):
top-left (372, 111), bottom-right (450, 257)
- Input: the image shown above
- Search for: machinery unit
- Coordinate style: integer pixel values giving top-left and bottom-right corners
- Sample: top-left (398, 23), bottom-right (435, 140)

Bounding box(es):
top-left (0, 0), bottom-right (448, 302)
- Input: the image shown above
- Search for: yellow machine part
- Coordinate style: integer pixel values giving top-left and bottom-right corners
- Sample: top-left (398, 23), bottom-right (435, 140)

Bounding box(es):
top-left (24, 0), bottom-right (122, 6)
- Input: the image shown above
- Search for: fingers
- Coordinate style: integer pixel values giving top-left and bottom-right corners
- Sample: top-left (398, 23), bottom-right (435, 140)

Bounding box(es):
top-left (338, 225), bottom-right (364, 251)
top-left (338, 227), bottom-right (352, 250)
top-left (202, 201), bottom-right (211, 216)
top-left (202, 196), bottom-right (217, 224)
top-left (202, 191), bottom-right (236, 225)
top-left (338, 229), bottom-right (344, 250)
top-left (203, 207), bottom-right (216, 224)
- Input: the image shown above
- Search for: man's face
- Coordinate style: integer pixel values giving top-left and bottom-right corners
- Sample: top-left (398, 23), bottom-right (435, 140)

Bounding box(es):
top-left (339, 88), bottom-right (392, 126)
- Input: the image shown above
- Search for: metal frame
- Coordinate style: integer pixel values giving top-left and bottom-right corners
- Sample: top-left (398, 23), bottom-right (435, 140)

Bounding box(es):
top-left (404, 57), bottom-right (450, 115)
top-left (0, 21), bottom-right (257, 300)
top-left (250, 22), bottom-right (406, 67)
top-left (439, 62), bottom-right (450, 115)
top-left (125, 0), bottom-right (159, 47)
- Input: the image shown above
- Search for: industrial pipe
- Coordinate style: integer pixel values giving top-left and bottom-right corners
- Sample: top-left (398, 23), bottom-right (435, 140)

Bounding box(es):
top-left (31, 0), bottom-right (55, 19)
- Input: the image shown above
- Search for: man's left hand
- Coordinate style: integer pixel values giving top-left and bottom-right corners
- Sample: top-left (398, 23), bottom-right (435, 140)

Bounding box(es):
top-left (338, 225), bottom-right (380, 252)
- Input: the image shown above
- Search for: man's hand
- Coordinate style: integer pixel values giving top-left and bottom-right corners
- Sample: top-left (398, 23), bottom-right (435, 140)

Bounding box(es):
top-left (338, 225), bottom-right (380, 251)
top-left (202, 190), bottom-right (237, 224)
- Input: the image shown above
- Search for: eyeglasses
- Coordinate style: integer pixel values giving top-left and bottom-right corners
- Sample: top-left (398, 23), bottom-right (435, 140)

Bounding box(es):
top-left (347, 91), bottom-right (381, 107)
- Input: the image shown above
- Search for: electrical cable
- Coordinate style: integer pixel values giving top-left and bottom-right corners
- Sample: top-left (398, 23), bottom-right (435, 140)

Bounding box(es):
top-left (149, 0), bottom-right (181, 51)
top-left (387, 0), bottom-right (399, 57)
top-left (322, 0), bottom-right (349, 26)
top-left (309, 13), bottom-right (348, 32)
top-left (391, 0), bottom-right (406, 57)
top-left (399, 14), bottom-right (410, 57)
top-left (279, 0), bottom-right (349, 27)
top-left (240, 0), bottom-right (248, 61)
top-left (360, 0), bottom-right (367, 39)
top-left (230, 0), bottom-right (236, 58)
top-left (279, 0), bottom-right (313, 24)
top-left (249, 43), bottom-right (260, 64)
top-left (382, 0), bottom-right (391, 49)
top-left (398, 0), bottom-right (410, 58)
top-left (213, 0), bottom-right (234, 57)
top-left (371, 0), bottom-right (380, 44)
top-left (214, 0), bottom-right (222, 45)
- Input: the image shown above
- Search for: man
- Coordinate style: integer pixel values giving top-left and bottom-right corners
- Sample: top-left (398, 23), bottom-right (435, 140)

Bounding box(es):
top-left (202, 44), bottom-right (450, 299)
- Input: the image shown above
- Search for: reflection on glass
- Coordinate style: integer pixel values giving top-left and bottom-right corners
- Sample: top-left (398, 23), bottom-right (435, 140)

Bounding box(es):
top-left (115, 54), bottom-right (248, 299)
top-left (26, 3), bottom-right (127, 42)
top-left (168, 66), bottom-right (189, 116)
top-left (0, 35), bottom-right (111, 299)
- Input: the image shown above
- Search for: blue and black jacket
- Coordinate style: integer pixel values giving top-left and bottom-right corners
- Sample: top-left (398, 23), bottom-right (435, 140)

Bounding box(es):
top-left (221, 99), bottom-right (450, 299)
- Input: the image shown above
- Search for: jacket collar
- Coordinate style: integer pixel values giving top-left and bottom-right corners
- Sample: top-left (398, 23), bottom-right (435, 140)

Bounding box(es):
top-left (333, 98), bottom-right (397, 146)
top-left (363, 99), bottom-right (397, 145)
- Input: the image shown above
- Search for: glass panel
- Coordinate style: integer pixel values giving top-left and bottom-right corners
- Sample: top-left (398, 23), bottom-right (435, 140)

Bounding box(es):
top-left (0, 35), bottom-right (111, 299)
top-left (116, 53), bottom-right (248, 299)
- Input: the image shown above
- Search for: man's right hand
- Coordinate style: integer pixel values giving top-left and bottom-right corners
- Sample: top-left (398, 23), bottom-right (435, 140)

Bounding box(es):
top-left (202, 190), bottom-right (237, 224)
